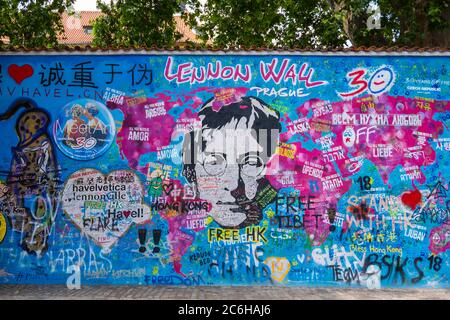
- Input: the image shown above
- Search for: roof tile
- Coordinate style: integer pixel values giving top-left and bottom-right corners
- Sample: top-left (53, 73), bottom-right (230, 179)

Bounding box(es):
top-left (0, 44), bottom-right (448, 53)
top-left (58, 11), bottom-right (200, 45)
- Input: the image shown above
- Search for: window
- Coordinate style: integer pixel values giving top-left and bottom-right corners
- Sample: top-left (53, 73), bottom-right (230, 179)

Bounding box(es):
top-left (83, 26), bottom-right (93, 35)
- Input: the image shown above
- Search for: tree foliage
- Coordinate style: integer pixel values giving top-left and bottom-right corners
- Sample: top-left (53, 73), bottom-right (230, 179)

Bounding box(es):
top-left (0, 0), bottom-right (448, 49)
top-left (185, 0), bottom-right (450, 48)
top-left (0, 0), bottom-right (74, 47)
top-left (92, 0), bottom-right (185, 47)
top-left (373, 0), bottom-right (450, 47)
top-left (184, 0), bottom-right (285, 48)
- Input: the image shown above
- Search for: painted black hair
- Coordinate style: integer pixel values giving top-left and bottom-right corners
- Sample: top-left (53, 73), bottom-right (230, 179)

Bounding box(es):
top-left (182, 95), bottom-right (281, 184)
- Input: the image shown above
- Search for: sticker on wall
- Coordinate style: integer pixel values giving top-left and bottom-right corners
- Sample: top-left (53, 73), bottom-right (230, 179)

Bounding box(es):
top-left (0, 212), bottom-right (6, 243)
top-left (53, 99), bottom-right (116, 160)
top-left (61, 168), bottom-right (151, 253)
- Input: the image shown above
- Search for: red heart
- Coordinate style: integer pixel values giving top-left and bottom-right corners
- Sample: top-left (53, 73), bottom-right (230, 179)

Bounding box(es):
top-left (123, 211), bottom-right (131, 218)
top-left (8, 64), bottom-right (34, 84)
top-left (401, 189), bottom-right (422, 210)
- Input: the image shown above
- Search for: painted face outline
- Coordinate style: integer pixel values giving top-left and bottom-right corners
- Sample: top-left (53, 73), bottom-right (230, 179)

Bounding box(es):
top-left (194, 126), bottom-right (266, 227)
top-left (368, 67), bottom-right (394, 94)
top-left (181, 95), bottom-right (281, 228)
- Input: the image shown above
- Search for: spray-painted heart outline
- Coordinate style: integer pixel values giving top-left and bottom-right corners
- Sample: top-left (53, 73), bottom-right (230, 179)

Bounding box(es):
top-left (62, 168), bottom-right (152, 253)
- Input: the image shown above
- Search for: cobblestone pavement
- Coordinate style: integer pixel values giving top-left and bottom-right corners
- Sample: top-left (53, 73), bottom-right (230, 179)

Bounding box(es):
top-left (0, 285), bottom-right (449, 300)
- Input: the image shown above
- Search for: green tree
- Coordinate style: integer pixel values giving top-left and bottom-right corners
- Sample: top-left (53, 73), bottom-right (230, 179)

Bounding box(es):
top-left (0, 0), bottom-right (74, 47)
top-left (373, 0), bottom-right (450, 47)
top-left (186, 0), bottom-right (450, 48)
top-left (185, 0), bottom-right (285, 47)
top-left (92, 0), bottom-right (186, 47)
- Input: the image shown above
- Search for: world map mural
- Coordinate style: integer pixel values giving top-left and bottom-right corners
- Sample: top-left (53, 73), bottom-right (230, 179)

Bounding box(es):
top-left (0, 51), bottom-right (449, 288)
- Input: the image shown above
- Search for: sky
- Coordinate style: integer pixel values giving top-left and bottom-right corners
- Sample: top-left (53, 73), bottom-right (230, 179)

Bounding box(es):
top-left (73, 0), bottom-right (102, 11)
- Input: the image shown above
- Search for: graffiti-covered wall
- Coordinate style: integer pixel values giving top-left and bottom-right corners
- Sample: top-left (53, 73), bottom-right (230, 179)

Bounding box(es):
top-left (0, 51), bottom-right (449, 287)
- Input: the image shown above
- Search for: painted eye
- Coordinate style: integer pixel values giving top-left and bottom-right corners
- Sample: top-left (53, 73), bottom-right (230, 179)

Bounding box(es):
top-left (241, 155), bottom-right (265, 177)
top-left (204, 154), bottom-right (223, 165)
top-left (203, 154), bottom-right (226, 176)
top-left (244, 156), bottom-right (262, 166)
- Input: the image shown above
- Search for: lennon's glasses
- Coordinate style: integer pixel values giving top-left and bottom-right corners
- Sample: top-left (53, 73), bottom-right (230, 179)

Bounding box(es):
top-left (201, 153), bottom-right (266, 177)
